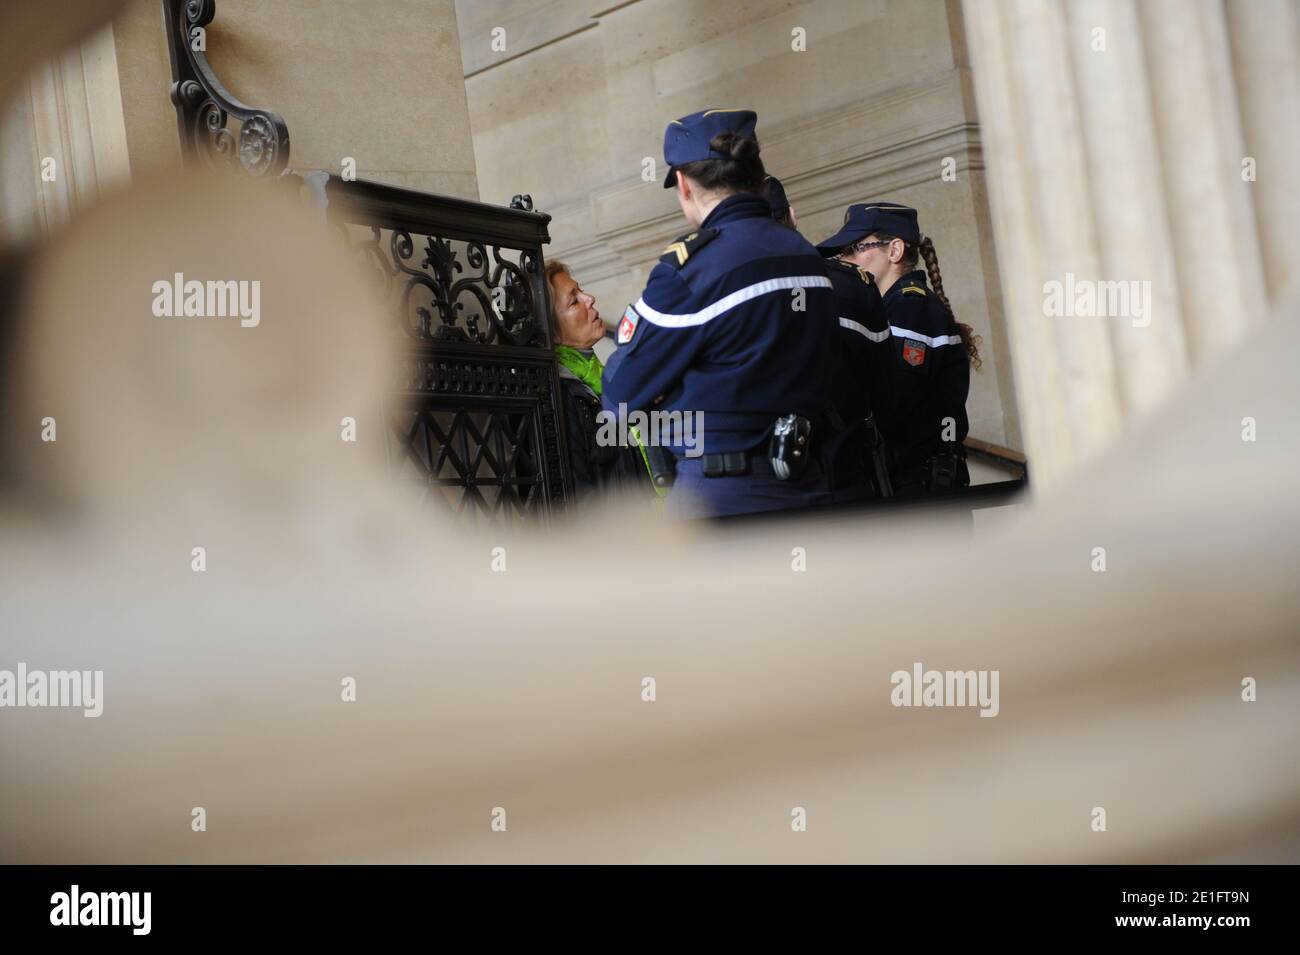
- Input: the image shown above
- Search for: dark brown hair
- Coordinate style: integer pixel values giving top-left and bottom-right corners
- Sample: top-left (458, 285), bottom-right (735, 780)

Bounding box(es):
top-left (674, 133), bottom-right (766, 194)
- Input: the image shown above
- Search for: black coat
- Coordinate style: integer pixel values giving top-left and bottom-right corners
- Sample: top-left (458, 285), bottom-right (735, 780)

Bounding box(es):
top-left (879, 270), bottom-right (970, 479)
top-left (559, 377), bottom-right (651, 506)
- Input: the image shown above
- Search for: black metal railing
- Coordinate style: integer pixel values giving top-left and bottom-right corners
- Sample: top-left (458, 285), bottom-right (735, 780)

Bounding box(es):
top-left (164, 0), bottom-right (289, 177)
top-left (311, 176), bottom-right (571, 522)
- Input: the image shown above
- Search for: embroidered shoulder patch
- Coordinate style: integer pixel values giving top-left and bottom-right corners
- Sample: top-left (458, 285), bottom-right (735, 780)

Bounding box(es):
top-left (902, 339), bottom-right (927, 367)
top-left (901, 285), bottom-right (928, 297)
top-left (616, 305), bottom-right (640, 344)
top-left (659, 227), bottom-right (719, 268)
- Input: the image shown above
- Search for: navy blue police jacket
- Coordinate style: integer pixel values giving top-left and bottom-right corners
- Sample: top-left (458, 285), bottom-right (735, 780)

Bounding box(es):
top-left (824, 258), bottom-right (893, 428)
top-left (601, 193), bottom-right (839, 456)
top-left (881, 269), bottom-right (970, 473)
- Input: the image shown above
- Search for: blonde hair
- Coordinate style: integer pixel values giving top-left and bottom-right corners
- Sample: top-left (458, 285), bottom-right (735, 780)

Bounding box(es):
top-left (543, 260), bottom-right (571, 333)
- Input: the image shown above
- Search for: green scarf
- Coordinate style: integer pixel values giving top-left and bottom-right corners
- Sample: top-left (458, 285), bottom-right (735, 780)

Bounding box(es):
top-left (554, 344), bottom-right (666, 498)
top-left (554, 345), bottom-right (604, 396)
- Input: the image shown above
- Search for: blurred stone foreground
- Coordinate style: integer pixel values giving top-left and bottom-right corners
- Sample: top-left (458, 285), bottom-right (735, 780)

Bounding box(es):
top-left (0, 167), bottom-right (1295, 864)
top-left (0, 0), bottom-right (1297, 866)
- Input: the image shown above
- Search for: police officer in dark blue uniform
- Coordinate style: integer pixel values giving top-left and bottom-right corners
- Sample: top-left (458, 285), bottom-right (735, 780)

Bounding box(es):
top-left (816, 202), bottom-right (978, 495)
top-left (601, 109), bottom-right (840, 518)
top-left (763, 175), bottom-right (893, 500)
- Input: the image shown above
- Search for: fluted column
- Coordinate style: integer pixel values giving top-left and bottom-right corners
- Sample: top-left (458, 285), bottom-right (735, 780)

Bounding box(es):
top-left (1224, 0), bottom-right (1300, 306)
top-left (962, 0), bottom-right (1293, 492)
top-left (0, 24), bottom-right (131, 242)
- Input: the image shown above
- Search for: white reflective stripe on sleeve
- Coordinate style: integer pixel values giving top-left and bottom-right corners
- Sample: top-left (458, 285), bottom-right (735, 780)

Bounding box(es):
top-left (888, 325), bottom-right (963, 347)
top-left (839, 317), bottom-right (891, 342)
top-left (636, 275), bottom-right (833, 328)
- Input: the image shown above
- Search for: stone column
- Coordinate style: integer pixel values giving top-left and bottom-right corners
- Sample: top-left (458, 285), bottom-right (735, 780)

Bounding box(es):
top-left (0, 24), bottom-right (132, 242)
top-left (1224, 0), bottom-right (1300, 306)
top-left (961, 0), bottom-right (1297, 493)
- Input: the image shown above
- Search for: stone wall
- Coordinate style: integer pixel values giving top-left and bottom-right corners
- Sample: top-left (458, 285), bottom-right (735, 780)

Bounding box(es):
top-left (458, 0), bottom-right (1021, 450)
top-left (0, 0), bottom-right (481, 247)
top-left (113, 0), bottom-right (480, 197)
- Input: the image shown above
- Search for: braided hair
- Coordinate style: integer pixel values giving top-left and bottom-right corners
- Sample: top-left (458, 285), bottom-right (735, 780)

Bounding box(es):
top-left (916, 236), bottom-right (980, 370)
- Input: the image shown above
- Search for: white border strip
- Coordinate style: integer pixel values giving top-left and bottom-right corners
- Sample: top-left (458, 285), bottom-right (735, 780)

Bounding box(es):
top-left (636, 276), bottom-right (833, 328)
top-left (889, 325), bottom-right (962, 347)
top-left (839, 317), bottom-right (890, 342)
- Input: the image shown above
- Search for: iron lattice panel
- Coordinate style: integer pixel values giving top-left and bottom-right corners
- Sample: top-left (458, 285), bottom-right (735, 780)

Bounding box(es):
top-left (390, 406), bottom-right (545, 523)
top-left (387, 351), bottom-right (567, 524)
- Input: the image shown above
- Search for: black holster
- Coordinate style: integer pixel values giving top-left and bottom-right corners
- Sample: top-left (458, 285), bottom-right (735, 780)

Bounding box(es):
top-left (862, 412), bottom-right (894, 498)
top-left (645, 446), bottom-right (677, 490)
top-left (768, 414), bottom-right (813, 481)
top-left (925, 443), bottom-right (969, 491)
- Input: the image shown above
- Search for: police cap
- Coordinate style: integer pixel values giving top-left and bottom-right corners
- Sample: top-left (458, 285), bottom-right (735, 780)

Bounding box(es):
top-left (815, 202), bottom-right (920, 255)
top-left (663, 107), bottom-right (758, 188)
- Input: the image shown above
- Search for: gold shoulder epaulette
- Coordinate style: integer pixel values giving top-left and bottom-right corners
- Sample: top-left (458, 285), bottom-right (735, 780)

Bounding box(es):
top-left (660, 227), bottom-right (719, 268)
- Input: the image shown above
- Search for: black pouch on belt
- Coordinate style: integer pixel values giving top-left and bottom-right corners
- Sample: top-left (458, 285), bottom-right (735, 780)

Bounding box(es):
top-left (701, 451), bottom-right (750, 477)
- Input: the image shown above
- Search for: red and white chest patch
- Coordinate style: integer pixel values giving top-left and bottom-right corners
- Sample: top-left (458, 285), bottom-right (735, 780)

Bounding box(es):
top-left (902, 339), bottom-right (927, 366)
top-left (617, 305), bottom-right (640, 344)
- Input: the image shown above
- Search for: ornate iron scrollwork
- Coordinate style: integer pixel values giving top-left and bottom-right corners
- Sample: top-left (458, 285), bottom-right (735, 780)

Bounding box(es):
top-left (391, 231), bottom-right (540, 346)
top-left (163, 0), bottom-right (290, 177)
top-left (335, 224), bottom-right (543, 347)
